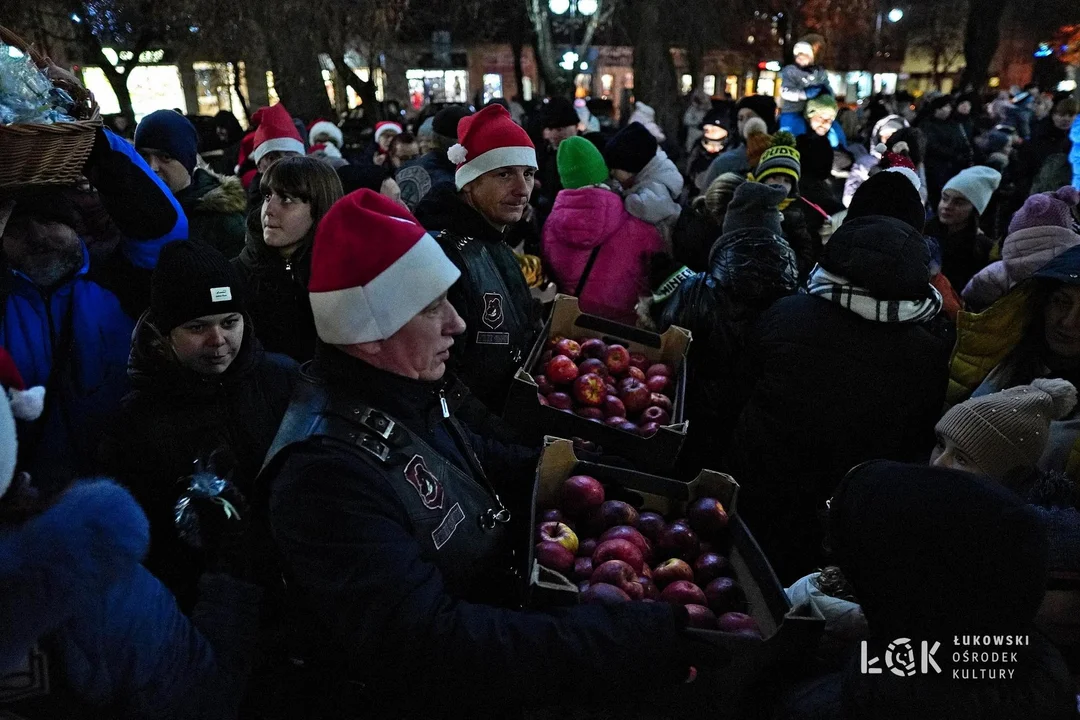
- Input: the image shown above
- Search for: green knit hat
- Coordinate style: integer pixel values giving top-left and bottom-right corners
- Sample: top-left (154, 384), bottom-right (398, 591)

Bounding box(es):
top-left (753, 131), bottom-right (801, 185)
top-left (805, 93), bottom-right (839, 119)
top-left (557, 136), bottom-right (609, 190)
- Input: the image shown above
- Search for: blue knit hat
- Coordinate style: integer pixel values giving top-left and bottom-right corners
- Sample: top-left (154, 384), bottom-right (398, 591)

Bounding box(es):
top-left (135, 110), bottom-right (199, 175)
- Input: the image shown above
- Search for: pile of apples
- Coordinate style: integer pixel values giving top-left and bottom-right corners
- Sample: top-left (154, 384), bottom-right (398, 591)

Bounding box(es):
top-left (534, 474), bottom-right (762, 637)
top-left (535, 336), bottom-right (676, 437)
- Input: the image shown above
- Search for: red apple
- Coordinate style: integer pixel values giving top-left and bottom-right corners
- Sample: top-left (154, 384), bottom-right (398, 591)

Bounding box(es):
top-left (646, 374), bottom-right (672, 395)
top-left (646, 363), bottom-right (672, 379)
top-left (618, 378), bottom-right (652, 415)
top-left (626, 366), bottom-right (647, 382)
top-left (604, 344), bottom-right (631, 375)
top-left (602, 395), bottom-right (626, 418)
top-left (555, 338), bottom-right (582, 361)
top-left (649, 393), bottom-right (673, 413)
top-left (592, 539), bottom-right (645, 573)
top-left (572, 373), bottom-right (607, 407)
top-left (534, 374), bottom-right (555, 396)
top-left (581, 583), bottom-right (631, 605)
top-left (637, 512), bottom-right (666, 542)
top-left (652, 558), bottom-right (695, 588)
top-left (687, 497), bottom-right (730, 538)
top-left (537, 394), bottom-right (549, 406)
top-left (560, 475), bottom-right (605, 516)
top-left (629, 352), bottom-right (650, 371)
top-left (639, 577), bottom-right (660, 600)
top-left (604, 416), bottom-right (628, 427)
top-left (640, 406), bottom-right (671, 425)
top-left (600, 526), bottom-right (652, 562)
top-left (540, 508), bottom-right (564, 524)
top-left (638, 422), bottom-right (661, 437)
top-left (685, 604), bottom-right (718, 629)
top-left (547, 392), bottom-right (573, 410)
top-left (572, 556), bottom-right (594, 581)
top-left (659, 579), bottom-right (708, 606)
top-left (578, 358), bottom-right (608, 378)
top-left (599, 500), bottom-right (639, 529)
top-left (537, 521), bottom-right (579, 554)
top-left (535, 541), bottom-right (575, 575)
top-left (717, 611), bottom-right (762, 637)
top-left (657, 521), bottom-right (700, 562)
top-left (694, 552), bottom-right (734, 586)
top-left (616, 421), bottom-right (640, 434)
top-left (704, 576), bottom-right (744, 615)
top-left (546, 355), bottom-right (579, 385)
top-left (590, 558), bottom-right (639, 592)
top-left (639, 564), bottom-right (652, 579)
top-left (577, 537), bottom-right (598, 558)
top-left (575, 407), bottom-right (605, 421)
top-left (546, 334), bottom-right (565, 351)
top-left (579, 338), bottom-right (608, 360)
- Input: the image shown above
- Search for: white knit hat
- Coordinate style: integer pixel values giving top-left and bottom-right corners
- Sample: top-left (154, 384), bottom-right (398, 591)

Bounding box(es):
top-left (308, 190), bottom-right (460, 345)
top-left (942, 166), bottom-right (1002, 216)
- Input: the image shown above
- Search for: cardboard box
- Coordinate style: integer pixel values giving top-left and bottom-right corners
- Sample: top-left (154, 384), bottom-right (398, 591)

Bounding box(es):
top-left (527, 439), bottom-right (823, 709)
top-left (506, 295), bottom-right (691, 473)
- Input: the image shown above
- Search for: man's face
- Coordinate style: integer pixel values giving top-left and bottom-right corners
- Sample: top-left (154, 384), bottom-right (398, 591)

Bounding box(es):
top-left (137, 148), bottom-right (191, 194)
top-left (462, 166), bottom-right (535, 228)
top-left (2, 209), bottom-right (83, 290)
top-left (368, 293), bottom-right (466, 381)
top-left (809, 112), bottom-right (836, 136)
top-left (543, 125), bottom-right (577, 149)
top-left (391, 142), bottom-right (420, 169)
top-left (956, 100), bottom-right (972, 116)
top-left (1044, 285), bottom-right (1080, 360)
top-left (168, 313), bottom-right (244, 375)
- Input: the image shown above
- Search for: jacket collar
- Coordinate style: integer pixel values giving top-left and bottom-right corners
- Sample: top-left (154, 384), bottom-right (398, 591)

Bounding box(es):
top-left (416, 183), bottom-right (505, 244)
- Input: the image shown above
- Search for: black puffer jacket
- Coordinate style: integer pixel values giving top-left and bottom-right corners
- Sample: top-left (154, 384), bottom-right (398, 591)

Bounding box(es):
top-left (659, 228), bottom-right (798, 475)
top-left (728, 218), bottom-right (952, 583)
top-left (233, 226), bottom-right (317, 363)
top-left (99, 313), bottom-right (297, 608)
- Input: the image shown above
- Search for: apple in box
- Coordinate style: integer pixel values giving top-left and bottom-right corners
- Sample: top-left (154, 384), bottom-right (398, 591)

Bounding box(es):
top-left (579, 338), bottom-right (607, 360)
top-left (600, 526), bottom-right (652, 563)
top-left (590, 559), bottom-right (640, 595)
top-left (547, 392), bottom-right (573, 410)
top-left (694, 552), bottom-right (734, 586)
top-left (636, 511), bottom-right (666, 542)
top-left (640, 406), bottom-right (670, 426)
top-left (581, 583), bottom-right (631, 605)
top-left (685, 604), bottom-right (718, 629)
top-left (560, 475), bottom-right (604, 516)
top-left (573, 373), bottom-right (606, 407)
top-left (577, 537), bottom-right (597, 558)
top-left (535, 374), bottom-right (555, 396)
top-left (704, 576), bottom-right (745, 615)
top-left (572, 557), bottom-right (593, 581)
top-left (629, 352), bottom-right (650, 372)
top-left (575, 407), bottom-right (604, 422)
top-left (638, 422), bottom-right (661, 438)
top-left (554, 338), bottom-right (581, 361)
top-left (659, 580), bottom-right (707, 606)
top-left (592, 539), bottom-right (645, 574)
top-left (646, 374), bottom-right (672, 395)
top-left (545, 355), bottom-right (579, 385)
top-left (535, 541), bottom-right (575, 575)
top-left (646, 363), bottom-right (672, 379)
top-left (604, 344), bottom-right (631, 375)
top-left (578, 358), bottom-right (608, 378)
top-left (618, 378), bottom-right (652, 415)
top-left (598, 500), bottom-right (639, 529)
top-left (626, 366), bottom-right (646, 382)
top-left (717, 611), bottom-right (762, 638)
top-left (602, 395), bottom-right (626, 419)
top-left (657, 521), bottom-right (699, 562)
top-left (649, 393), bottom-right (673, 413)
top-left (687, 497), bottom-right (729, 538)
top-left (652, 558), bottom-right (694, 588)
top-left (604, 416), bottom-right (627, 428)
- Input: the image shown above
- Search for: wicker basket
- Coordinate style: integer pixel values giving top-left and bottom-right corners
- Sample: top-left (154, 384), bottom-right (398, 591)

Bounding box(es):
top-left (0, 25), bottom-right (102, 189)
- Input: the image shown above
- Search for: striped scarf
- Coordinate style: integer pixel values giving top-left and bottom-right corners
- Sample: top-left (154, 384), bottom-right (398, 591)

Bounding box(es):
top-left (806, 265), bottom-right (943, 323)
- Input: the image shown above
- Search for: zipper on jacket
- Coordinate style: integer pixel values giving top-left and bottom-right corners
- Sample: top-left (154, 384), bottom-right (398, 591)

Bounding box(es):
top-left (443, 416), bottom-right (510, 529)
top-left (438, 389), bottom-right (450, 418)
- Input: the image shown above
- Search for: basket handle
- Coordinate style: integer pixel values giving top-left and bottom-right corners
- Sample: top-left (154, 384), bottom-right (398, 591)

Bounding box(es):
top-left (0, 25), bottom-right (47, 68)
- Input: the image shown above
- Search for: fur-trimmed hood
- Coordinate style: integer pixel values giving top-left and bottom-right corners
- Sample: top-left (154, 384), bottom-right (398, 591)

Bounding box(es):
top-left (178, 169), bottom-right (247, 216)
top-left (0, 480), bottom-right (148, 668)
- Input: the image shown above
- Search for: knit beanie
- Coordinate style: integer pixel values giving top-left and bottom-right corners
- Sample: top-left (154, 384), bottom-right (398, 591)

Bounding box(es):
top-left (432, 105), bottom-right (472, 139)
top-left (846, 170), bottom-right (926, 232)
top-left (448, 104), bottom-right (536, 190)
top-left (603, 122), bottom-right (658, 174)
top-left (743, 118), bottom-right (772, 168)
top-left (703, 172), bottom-right (746, 223)
top-left (721, 181), bottom-right (787, 236)
top-left (540, 96), bottom-right (580, 129)
top-left (804, 93), bottom-right (838, 119)
top-left (736, 95), bottom-right (779, 133)
top-left (557, 136), bottom-right (609, 190)
top-left (936, 379), bottom-right (1078, 480)
top-left (252, 104), bottom-right (305, 165)
top-left (942, 165), bottom-right (1001, 216)
top-left (308, 190), bottom-right (461, 344)
top-left (135, 110), bottom-right (199, 175)
top-left (150, 242), bottom-right (245, 334)
top-left (753, 131), bottom-right (800, 185)
top-left (1008, 186), bottom-right (1080, 235)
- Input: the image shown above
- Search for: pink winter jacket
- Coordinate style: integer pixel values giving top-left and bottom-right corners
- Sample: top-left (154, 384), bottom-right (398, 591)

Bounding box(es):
top-left (962, 226), bottom-right (1080, 311)
top-left (542, 187), bottom-right (665, 325)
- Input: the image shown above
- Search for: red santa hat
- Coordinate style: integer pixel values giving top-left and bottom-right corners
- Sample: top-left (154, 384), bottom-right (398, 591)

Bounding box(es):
top-left (308, 190), bottom-right (461, 344)
top-left (875, 142), bottom-right (921, 191)
top-left (373, 121), bottom-right (403, 146)
top-left (448, 104), bottom-right (536, 190)
top-left (0, 347), bottom-right (44, 499)
top-left (309, 119), bottom-right (344, 149)
top-left (252, 104), bottom-right (305, 165)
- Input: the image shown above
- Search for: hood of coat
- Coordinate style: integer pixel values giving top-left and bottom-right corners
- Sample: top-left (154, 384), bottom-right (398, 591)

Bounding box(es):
top-left (178, 169), bottom-right (247, 215)
top-left (546, 187), bottom-right (628, 249)
top-left (708, 227), bottom-right (799, 301)
top-left (0, 480), bottom-right (148, 669)
top-left (127, 310), bottom-right (260, 397)
top-left (635, 150), bottom-right (685, 199)
top-left (1001, 225), bottom-right (1080, 266)
top-left (821, 215), bottom-right (931, 300)
top-left (829, 460), bottom-right (1048, 641)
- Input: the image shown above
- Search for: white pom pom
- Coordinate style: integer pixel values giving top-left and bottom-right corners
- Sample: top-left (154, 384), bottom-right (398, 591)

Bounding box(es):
top-left (874, 143), bottom-right (888, 155)
top-left (447, 144), bottom-right (468, 165)
top-left (1030, 378), bottom-right (1078, 420)
top-left (9, 386), bottom-right (44, 421)
top-left (891, 141), bottom-right (910, 154)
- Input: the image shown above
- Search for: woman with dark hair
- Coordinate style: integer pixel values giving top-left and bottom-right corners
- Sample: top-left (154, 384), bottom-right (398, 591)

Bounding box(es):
top-left (234, 156), bottom-right (343, 362)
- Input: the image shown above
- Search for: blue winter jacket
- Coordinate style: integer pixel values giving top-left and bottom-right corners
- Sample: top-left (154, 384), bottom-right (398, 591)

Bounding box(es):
top-left (1070, 114), bottom-right (1080, 191)
top-left (0, 480), bottom-right (260, 718)
top-left (0, 129), bottom-right (187, 491)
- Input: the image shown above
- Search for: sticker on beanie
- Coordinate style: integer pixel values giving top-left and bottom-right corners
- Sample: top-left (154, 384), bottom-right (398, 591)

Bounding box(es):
top-left (210, 287), bottom-right (233, 302)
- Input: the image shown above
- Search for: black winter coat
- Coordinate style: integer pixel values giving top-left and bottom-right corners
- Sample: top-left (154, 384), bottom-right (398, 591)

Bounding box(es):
top-left (415, 183), bottom-right (541, 413)
top-left (100, 314), bottom-right (298, 608)
top-left (233, 227), bottom-right (317, 363)
top-left (261, 346), bottom-right (699, 718)
top-left (923, 216), bottom-right (994, 293)
top-left (728, 291), bottom-right (951, 583)
top-left (921, 117), bottom-right (972, 204)
top-left (175, 169), bottom-right (247, 259)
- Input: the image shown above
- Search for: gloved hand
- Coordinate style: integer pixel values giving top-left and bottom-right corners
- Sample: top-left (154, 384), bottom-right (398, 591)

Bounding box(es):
top-left (174, 452), bottom-right (252, 579)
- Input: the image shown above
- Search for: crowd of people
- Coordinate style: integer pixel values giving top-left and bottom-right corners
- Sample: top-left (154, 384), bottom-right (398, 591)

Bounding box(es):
top-left (1, 41), bottom-right (1080, 719)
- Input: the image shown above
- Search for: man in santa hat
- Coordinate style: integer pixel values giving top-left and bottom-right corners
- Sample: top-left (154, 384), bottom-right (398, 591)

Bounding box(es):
top-left (258, 189), bottom-right (716, 718)
top-left (414, 103), bottom-right (542, 415)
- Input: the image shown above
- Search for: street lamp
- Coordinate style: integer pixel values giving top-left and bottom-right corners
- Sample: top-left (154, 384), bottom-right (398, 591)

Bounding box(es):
top-left (549, 0), bottom-right (571, 14)
top-left (887, 8), bottom-right (904, 22)
top-left (549, 0), bottom-right (597, 15)
top-left (577, 0), bottom-right (598, 15)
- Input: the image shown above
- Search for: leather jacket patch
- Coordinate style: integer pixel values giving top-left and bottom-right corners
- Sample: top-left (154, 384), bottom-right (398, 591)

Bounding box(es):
top-left (403, 454), bottom-right (445, 510)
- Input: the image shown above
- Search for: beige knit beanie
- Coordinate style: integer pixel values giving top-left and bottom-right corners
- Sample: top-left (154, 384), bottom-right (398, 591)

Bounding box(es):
top-left (936, 378), bottom-right (1078, 479)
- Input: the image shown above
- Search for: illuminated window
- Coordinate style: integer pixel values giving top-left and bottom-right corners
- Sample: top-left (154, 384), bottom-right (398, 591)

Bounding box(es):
top-left (726, 75), bottom-right (739, 98)
top-left (81, 65), bottom-right (186, 120)
top-left (681, 74), bottom-right (693, 94)
top-left (523, 77), bottom-right (534, 101)
top-left (703, 75), bottom-right (716, 96)
top-left (601, 74), bottom-right (614, 94)
top-left (266, 71), bottom-right (279, 106)
top-left (483, 73), bottom-right (503, 104)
